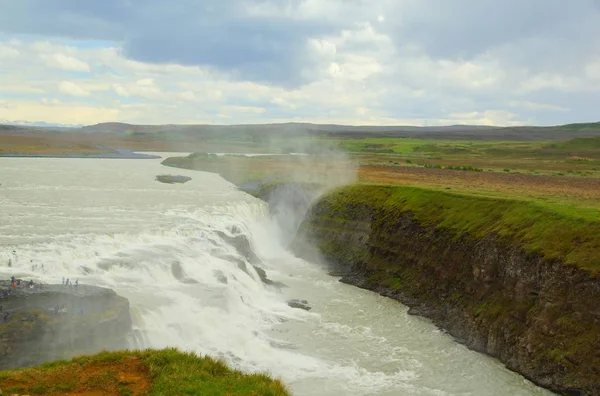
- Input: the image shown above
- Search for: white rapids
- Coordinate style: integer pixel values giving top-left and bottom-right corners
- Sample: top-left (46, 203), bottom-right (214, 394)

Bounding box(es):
top-left (0, 154), bottom-right (552, 396)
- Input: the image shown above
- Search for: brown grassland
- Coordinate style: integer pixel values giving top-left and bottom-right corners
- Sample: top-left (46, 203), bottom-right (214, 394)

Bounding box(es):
top-left (0, 349), bottom-right (289, 395)
top-left (358, 164), bottom-right (600, 209)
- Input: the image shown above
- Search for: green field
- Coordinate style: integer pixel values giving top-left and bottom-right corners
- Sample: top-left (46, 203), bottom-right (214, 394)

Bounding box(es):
top-left (334, 136), bottom-right (600, 177)
top-left (316, 184), bottom-right (600, 273)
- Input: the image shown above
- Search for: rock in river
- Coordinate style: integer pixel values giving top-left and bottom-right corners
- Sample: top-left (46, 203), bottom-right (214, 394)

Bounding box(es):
top-left (287, 299), bottom-right (311, 311)
top-left (155, 174), bottom-right (192, 184)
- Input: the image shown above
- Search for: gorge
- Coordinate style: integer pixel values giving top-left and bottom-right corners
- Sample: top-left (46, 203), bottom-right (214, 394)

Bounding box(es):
top-left (294, 184), bottom-right (600, 395)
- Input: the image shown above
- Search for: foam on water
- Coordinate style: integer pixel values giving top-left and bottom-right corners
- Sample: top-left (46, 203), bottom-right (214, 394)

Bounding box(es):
top-left (0, 156), bottom-right (553, 396)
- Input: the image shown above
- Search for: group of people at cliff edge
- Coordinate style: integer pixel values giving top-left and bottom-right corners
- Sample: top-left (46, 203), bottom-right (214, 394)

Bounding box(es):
top-left (9, 275), bottom-right (35, 289)
top-left (6, 251), bottom-right (79, 287)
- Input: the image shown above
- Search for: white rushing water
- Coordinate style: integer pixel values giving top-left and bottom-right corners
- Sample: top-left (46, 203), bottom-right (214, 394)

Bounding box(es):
top-left (0, 155), bottom-right (552, 396)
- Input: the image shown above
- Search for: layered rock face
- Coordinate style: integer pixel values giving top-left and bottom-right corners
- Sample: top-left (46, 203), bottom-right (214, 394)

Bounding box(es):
top-left (0, 281), bottom-right (132, 370)
top-left (297, 187), bottom-right (600, 396)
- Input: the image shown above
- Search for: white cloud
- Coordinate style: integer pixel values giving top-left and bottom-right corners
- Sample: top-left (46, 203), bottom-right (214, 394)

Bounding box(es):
top-left (585, 59), bottom-right (600, 80)
top-left (179, 91), bottom-right (196, 101)
top-left (448, 110), bottom-right (525, 126)
top-left (41, 53), bottom-right (91, 72)
top-left (509, 101), bottom-right (569, 112)
top-left (0, 100), bottom-right (120, 124)
top-left (0, 3), bottom-right (598, 127)
top-left (1, 84), bottom-right (45, 94)
top-left (224, 105), bottom-right (266, 114)
top-left (519, 73), bottom-right (578, 92)
top-left (59, 81), bottom-right (90, 97)
top-left (0, 44), bottom-right (19, 59)
top-left (333, 54), bottom-right (383, 81)
top-left (270, 97), bottom-right (297, 109)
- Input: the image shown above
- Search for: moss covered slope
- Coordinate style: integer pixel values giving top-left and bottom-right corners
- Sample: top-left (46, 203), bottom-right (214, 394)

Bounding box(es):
top-left (314, 184), bottom-right (600, 272)
top-left (0, 348), bottom-right (289, 396)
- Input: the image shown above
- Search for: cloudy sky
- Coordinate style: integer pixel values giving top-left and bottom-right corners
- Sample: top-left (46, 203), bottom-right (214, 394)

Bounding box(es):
top-left (1, 0), bottom-right (599, 126)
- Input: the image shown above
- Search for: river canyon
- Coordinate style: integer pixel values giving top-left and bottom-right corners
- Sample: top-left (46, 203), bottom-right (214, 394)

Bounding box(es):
top-left (0, 154), bottom-right (552, 395)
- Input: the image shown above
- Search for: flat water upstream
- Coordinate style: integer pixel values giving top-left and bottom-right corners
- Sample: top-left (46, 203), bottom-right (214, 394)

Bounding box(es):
top-left (0, 155), bottom-right (552, 395)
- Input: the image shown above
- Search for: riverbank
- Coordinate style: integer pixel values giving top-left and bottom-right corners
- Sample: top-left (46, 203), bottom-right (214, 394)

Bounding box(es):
top-left (297, 184), bottom-right (600, 395)
top-left (0, 348), bottom-right (289, 395)
top-left (0, 149), bottom-right (160, 159)
top-left (161, 149), bottom-right (600, 213)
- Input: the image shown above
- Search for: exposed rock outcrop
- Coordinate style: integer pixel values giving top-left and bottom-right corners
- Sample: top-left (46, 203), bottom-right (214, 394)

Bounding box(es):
top-left (155, 174), bottom-right (191, 184)
top-left (0, 281), bottom-right (132, 370)
top-left (296, 186), bottom-right (600, 395)
top-left (216, 230), bottom-right (286, 288)
top-left (287, 299), bottom-right (311, 311)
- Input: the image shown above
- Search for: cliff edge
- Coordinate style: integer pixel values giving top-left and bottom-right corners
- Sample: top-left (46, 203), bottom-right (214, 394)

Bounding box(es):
top-left (0, 280), bottom-right (132, 370)
top-left (297, 184), bottom-right (600, 395)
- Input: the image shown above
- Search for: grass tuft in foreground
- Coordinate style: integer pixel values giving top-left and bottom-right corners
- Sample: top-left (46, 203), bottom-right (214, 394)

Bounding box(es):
top-left (0, 348), bottom-right (290, 396)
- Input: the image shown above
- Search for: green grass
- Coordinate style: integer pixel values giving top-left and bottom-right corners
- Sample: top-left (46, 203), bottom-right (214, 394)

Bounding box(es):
top-left (337, 137), bottom-right (432, 154)
top-left (334, 135), bottom-right (600, 176)
top-left (319, 184), bottom-right (600, 273)
top-left (0, 348), bottom-right (289, 396)
top-left (548, 136), bottom-right (600, 150)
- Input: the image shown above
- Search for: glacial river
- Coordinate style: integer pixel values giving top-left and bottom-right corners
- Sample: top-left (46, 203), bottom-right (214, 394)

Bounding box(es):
top-left (0, 154), bottom-right (552, 395)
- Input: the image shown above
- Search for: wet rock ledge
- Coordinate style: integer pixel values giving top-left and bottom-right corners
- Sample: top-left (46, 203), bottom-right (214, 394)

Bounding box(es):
top-left (0, 280), bottom-right (132, 370)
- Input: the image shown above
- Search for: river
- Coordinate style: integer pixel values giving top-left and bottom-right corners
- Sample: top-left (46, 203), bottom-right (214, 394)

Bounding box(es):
top-left (0, 154), bottom-right (552, 395)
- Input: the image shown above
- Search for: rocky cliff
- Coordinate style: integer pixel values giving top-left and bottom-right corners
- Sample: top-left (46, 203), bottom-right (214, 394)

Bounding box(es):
top-left (0, 281), bottom-right (132, 370)
top-left (296, 184), bottom-right (600, 396)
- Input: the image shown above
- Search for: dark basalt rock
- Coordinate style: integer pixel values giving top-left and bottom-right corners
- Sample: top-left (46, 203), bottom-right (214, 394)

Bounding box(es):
top-left (171, 261), bottom-right (198, 284)
top-left (287, 299), bottom-right (311, 311)
top-left (0, 280), bottom-right (132, 370)
top-left (155, 174), bottom-right (192, 184)
top-left (216, 231), bottom-right (287, 289)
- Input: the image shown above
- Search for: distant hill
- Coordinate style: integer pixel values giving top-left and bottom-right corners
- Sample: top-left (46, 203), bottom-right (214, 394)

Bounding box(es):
top-left (0, 119), bottom-right (82, 129)
top-left (75, 121), bottom-right (600, 141)
top-left (2, 120), bottom-right (600, 142)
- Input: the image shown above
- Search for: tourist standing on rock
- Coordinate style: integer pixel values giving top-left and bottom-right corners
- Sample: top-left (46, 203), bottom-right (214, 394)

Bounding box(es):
top-left (7, 258), bottom-right (11, 267)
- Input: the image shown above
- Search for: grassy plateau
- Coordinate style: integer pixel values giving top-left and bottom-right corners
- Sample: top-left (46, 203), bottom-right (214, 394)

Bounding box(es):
top-left (315, 184), bottom-right (600, 273)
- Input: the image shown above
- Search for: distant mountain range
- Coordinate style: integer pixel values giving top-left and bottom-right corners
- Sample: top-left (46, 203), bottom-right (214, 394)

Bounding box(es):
top-left (75, 121), bottom-right (600, 141)
top-left (1, 120), bottom-right (599, 141)
top-left (0, 119), bottom-right (83, 129)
